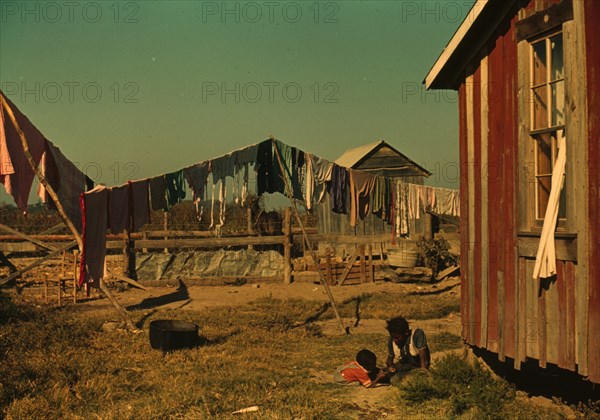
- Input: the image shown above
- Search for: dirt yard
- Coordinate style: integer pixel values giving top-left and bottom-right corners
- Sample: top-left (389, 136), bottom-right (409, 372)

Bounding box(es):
top-left (1, 275), bottom-right (592, 419)
top-left (83, 280), bottom-right (586, 419)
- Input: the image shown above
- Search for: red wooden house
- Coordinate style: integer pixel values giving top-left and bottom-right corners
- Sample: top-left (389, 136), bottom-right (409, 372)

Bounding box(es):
top-left (426, 0), bottom-right (599, 382)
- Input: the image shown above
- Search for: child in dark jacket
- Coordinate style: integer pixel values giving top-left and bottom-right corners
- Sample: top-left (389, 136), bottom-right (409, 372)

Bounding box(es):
top-left (385, 316), bottom-right (430, 383)
top-left (334, 349), bottom-right (390, 388)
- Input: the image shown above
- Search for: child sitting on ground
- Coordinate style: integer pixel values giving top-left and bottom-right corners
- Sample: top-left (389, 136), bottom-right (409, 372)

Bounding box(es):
top-left (385, 316), bottom-right (430, 382)
top-left (334, 349), bottom-right (390, 388)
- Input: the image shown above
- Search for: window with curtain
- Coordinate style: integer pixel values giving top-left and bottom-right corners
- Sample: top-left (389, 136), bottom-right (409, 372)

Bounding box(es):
top-left (530, 31), bottom-right (566, 221)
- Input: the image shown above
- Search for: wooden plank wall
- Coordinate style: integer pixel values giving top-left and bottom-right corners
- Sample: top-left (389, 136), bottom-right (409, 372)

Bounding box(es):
top-left (458, 0), bottom-right (598, 380)
top-left (458, 82), bottom-right (469, 344)
top-left (584, 0), bottom-right (600, 384)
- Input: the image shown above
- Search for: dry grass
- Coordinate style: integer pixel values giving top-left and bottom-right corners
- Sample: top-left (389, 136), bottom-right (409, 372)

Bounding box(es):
top-left (0, 289), bottom-right (574, 419)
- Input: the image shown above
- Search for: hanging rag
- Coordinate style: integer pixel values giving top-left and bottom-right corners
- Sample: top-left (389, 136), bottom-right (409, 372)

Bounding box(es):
top-left (533, 131), bottom-right (567, 279)
top-left (108, 184), bottom-right (130, 234)
top-left (274, 140), bottom-right (303, 200)
top-left (165, 170), bottom-right (186, 207)
top-left (372, 176), bottom-right (389, 220)
top-left (384, 177), bottom-right (393, 224)
top-left (211, 154), bottom-right (235, 184)
top-left (426, 187), bottom-right (436, 212)
top-left (183, 162), bottom-right (209, 203)
top-left (209, 182), bottom-right (216, 229)
top-left (305, 153), bottom-right (314, 210)
top-left (430, 187), bottom-right (460, 217)
top-left (348, 169), bottom-right (376, 227)
top-left (218, 178), bottom-right (226, 225)
top-left (408, 183), bottom-right (420, 220)
top-left (129, 179), bottom-right (150, 231)
top-left (256, 140), bottom-right (285, 195)
top-left (149, 175), bottom-right (168, 211)
top-left (330, 164), bottom-right (349, 214)
top-left (232, 143), bottom-right (258, 205)
top-left (232, 143), bottom-right (258, 169)
top-left (312, 155), bottom-right (333, 204)
top-left (395, 181), bottom-right (409, 236)
top-left (36, 140), bottom-right (87, 231)
top-left (293, 148), bottom-right (305, 200)
top-left (0, 93), bottom-right (46, 210)
top-left (79, 185), bottom-right (108, 288)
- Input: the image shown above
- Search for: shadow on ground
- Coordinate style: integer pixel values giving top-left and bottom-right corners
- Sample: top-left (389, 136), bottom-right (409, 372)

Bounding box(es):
top-left (473, 347), bottom-right (600, 406)
top-left (127, 280), bottom-right (190, 311)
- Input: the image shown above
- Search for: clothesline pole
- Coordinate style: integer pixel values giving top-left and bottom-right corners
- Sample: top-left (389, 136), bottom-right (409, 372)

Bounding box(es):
top-left (1, 95), bottom-right (139, 332)
top-left (1, 95), bottom-right (83, 251)
top-left (271, 138), bottom-right (348, 335)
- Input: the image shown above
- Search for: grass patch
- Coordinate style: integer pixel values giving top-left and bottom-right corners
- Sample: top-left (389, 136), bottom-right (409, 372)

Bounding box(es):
top-left (399, 353), bottom-right (516, 419)
top-left (306, 291), bottom-right (460, 322)
top-left (428, 331), bottom-right (462, 353)
top-left (0, 291), bottom-right (567, 419)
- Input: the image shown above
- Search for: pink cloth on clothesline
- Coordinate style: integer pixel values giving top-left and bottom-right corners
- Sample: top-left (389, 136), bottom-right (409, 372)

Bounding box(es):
top-left (0, 93), bottom-right (46, 210)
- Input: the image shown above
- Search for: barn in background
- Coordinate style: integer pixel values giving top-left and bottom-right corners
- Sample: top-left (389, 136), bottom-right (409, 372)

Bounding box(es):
top-left (317, 140), bottom-right (433, 256)
top-left (426, 0), bottom-right (600, 382)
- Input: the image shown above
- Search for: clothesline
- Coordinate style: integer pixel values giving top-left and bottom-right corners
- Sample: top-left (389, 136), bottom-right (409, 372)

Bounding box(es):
top-left (1, 92), bottom-right (460, 288)
top-left (77, 138), bottom-right (460, 288)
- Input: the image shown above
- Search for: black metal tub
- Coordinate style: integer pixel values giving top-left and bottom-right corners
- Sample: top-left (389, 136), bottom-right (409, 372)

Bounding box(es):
top-left (149, 319), bottom-right (199, 351)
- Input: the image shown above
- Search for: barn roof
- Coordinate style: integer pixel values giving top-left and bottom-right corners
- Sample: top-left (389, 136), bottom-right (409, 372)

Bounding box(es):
top-left (425, 0), bottom-right (516, 90)
top-left (335, 140), bottom-right (431, 177)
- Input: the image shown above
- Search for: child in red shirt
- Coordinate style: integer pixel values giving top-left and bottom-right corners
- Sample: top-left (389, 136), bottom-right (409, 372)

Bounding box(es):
top-left (334, 349), bottom-right (390, 388)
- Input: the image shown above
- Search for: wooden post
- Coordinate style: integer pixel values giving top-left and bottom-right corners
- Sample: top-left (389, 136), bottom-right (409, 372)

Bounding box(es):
top-left (326, 252), bottom-right (333, 285)
top-left (142, 231), bottom-right (148, 253)
top-left (272, 140), bottom-right (347, 335)
top-left (283, 207), bottom-right (292, 284)
top-left (424, 213), bottom-right (433, 241)
top-left (99, 281), bottom-right (139, 332)
top-left (73, 250), bottom-right (78, 303)
top-left (163, 212), bottom-right (169, 254)
top-left (57, 279), bottom-right (62, 306)
top-left (368, 244), bottom-right (374, 283)
top-left (61, 251), bottom-right (66, 277)
top-left (359, 245), bottom-right (366, 283)
top-left (302, 240), bottom-right (307, 269)
top-left (247, 207), bottom-right (254, 250)
top-left (123, 230), bottom-right (131, 277)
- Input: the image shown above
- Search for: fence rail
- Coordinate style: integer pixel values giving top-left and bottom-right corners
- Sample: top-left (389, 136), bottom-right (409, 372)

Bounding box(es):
top-left (1, 214), bottom-right (403, 287)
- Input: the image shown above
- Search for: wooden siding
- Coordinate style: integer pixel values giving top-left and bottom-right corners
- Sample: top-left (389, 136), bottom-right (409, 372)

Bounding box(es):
top-left (456, 0), bottom-right (598, 381)
top-left (354, 146), bottom-right (429, 178)
top-left (585, 0), bottom-right (600, 384)
top-left (458, 82), bottom-right (469, 344)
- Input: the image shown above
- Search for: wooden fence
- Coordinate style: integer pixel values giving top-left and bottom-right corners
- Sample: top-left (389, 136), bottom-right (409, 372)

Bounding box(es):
top-left (0, 208), bottom-right (405, 290)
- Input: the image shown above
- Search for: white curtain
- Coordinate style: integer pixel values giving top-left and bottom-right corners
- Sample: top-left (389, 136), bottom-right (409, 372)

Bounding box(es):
top-left (533, 130), bottom-right (567, 279)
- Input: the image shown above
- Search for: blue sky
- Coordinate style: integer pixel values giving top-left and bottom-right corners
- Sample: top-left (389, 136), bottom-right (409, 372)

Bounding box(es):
top-left (0, 0), bottom-right (473, 205)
